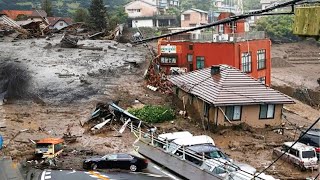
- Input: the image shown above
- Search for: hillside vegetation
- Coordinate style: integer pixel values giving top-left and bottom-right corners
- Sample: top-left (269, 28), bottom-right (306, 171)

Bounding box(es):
top-left (0, 0), bottom-right (129, 16)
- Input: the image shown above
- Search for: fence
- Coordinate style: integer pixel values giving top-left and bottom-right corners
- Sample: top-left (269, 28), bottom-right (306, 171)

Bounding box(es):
top-left (166, 31), bottom-right (266, 43)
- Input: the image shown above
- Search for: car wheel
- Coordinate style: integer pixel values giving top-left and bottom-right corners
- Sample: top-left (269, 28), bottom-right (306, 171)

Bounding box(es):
top-left (91, 163), bottom-right (98, 170)
top-left (129, 164), bottom-right (138, 172)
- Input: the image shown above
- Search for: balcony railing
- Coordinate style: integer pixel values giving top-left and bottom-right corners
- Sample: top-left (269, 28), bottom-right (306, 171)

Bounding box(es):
top-left (166, 31), bottom-right (266, 43)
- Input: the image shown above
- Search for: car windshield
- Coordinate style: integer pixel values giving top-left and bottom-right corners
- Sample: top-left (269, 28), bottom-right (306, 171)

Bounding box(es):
top-left (302, 151), bottom-right (315, 158)
top-left (206, 151), bottom-right (226, 159)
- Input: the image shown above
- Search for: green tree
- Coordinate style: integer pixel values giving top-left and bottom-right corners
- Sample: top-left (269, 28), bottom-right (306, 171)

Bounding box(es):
top-left (166, 7), bottom-right (181, 26)
top-left (41, 0), bottom-right (53, 17)
top-left (243, 0), bottom-right (261, 10)
top-left (89, 0), bottom-right (107, 30)
top-left (180, 0), bottom-right (213, 11)
top-left (108, 7), bottom-right (128, 29)
top-left (73, 8), bottom-right (89, 23)
top-left (255, 15), bottom-right (299, 42)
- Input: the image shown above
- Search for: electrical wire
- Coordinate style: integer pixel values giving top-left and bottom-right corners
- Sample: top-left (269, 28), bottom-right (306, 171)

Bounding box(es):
top-left (254, 117), bottom-right (320, 177)
top-left (134, 0), bottom-right (304, 44)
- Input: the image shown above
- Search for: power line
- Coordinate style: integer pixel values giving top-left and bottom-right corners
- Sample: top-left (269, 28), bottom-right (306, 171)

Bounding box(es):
top-left (254, 117), bottom-right (320, 177)
top-left (134, 0), bottom-right (304, 44)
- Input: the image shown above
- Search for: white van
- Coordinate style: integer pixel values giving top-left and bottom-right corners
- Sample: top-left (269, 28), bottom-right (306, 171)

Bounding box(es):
top-left (273, 142), bottom-right (318, 170)
top-left (158, 131), bottom-right (193, 142)
top-left (167, 135), bottom-right (215, 155)
top-left (156, 131), bottom-right (193, 149)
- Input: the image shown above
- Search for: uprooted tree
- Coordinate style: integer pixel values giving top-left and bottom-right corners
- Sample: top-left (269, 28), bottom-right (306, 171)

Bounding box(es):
top-left (89, 0), bottom-right (108, 31)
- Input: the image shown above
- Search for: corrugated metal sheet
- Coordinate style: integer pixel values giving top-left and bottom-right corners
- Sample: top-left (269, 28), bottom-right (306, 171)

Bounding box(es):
top-left (169, 65), bottom-right (294, 106)
top-left (0, 15), bottom-right (20, 27)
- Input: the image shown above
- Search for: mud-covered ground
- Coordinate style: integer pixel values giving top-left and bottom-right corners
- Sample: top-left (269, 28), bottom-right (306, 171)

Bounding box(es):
top-left (0, 38), bottom-right (319, 179)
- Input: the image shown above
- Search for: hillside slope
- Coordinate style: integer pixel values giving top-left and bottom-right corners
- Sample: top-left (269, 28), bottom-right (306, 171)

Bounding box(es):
top-left (0, 0), bottom-right (129, 17)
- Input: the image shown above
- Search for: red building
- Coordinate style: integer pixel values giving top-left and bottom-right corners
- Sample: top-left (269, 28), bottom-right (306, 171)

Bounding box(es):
top-left (157, 13), bottom-right (271, 85)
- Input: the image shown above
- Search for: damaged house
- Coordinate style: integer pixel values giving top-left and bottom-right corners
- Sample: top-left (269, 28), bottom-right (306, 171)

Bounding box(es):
top-left (169, 65), bottom-right (294, 128)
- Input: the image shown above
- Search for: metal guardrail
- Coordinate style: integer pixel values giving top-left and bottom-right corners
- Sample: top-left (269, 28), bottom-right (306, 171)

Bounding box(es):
top-left (126, 122), bottom-right (261, 180)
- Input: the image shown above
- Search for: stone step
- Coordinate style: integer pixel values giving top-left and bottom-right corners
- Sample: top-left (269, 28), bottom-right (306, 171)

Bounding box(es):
top-left (288, 57), bottom-right (320, 61)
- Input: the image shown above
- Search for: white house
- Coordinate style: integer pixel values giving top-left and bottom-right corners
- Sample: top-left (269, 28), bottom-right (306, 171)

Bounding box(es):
top-left (47, 17), bottom-right (73, 30)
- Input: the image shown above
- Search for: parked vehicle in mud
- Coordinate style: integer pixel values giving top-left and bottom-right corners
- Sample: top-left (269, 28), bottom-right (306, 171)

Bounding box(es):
top-left (185, 144), bottom-right (231, 165)
top-left (35, 138), bottom-right (64, 158)
top-left (201, 159), bottom-right (276, 180)
top-left (298, 128), bottom-right (320, 160)
top-left (273, 142), bottom-right (318, 170)
top-left (83, 153), bottom-right (148, 172)
top-left (156, 131), bottom-right (193, 149)
top-left (167, 135), bottom-right (215, 155)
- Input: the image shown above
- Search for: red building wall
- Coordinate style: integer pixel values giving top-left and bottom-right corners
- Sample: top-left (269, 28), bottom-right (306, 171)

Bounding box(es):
top-left (218, 12), bottom-right (246, 34)
top-left (159, 39), bottom-right (271, 85)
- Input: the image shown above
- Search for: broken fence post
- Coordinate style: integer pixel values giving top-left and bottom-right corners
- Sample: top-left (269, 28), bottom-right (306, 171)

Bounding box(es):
top-left (151, 132), bottom-right (154, 146)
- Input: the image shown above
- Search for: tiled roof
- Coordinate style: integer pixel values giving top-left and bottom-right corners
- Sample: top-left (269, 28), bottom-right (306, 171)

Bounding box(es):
top-left (169, 65), bottom-right (294, 106)
top-left (0, 10), bottom-right (47, 20)
top-left (0, 10), bottom-right (33, 20)
top-left (47, 17), bottom-right (73, 26)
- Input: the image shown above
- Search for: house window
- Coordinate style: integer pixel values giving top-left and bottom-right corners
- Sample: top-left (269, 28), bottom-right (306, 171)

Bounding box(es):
top-left (258, 77), bottom-right (266, 84)
top-left (259, 104), bottom-right (275, 119)
top-left (204, 102), bottom-right (210, 117)
top-left (241, 52), bottom-right (252, 73)
top-left (187, 54), bottom-right (193, 62)
top-left (218, 24), bottom-right (224, 33)
top-left (257, 49), bottom-right (266, 70)
top-left (59, 22), bottom-right (63, 26)
top-left (160, 56), bottom-right (177, 64)
top-left (196, 56), bottom-right (205, 69)
top-left (184, 14), bottom-right (190, 21)
top-left (189, 44), bottom-right (193, 50)
top-left (225, 106), bottom-right (241, 121)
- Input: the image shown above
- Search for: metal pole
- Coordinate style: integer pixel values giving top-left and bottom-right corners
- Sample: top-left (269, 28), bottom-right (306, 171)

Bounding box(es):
top-left (139, 128), bottom-right (142, 139)
top-left (182, 146), bottom-right (185, 160)
top-left (130, 122), bottom-right (133, 132)
top-left (165, 139), bottom-right (169, 152)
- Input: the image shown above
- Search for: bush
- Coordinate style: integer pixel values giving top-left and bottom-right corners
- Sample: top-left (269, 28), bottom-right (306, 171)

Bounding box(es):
top-left (128, 105), bottom-right (175, 123)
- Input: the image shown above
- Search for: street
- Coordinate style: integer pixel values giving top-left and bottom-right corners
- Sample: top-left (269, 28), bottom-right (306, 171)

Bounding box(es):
top-left (39, 169), bottom-right (174, 180)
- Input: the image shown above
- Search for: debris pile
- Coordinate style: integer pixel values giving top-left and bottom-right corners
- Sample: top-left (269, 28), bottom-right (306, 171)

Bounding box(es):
top-left (145, 60), bottom-right (173, 94)
top-left (0, 23), bottom-right (30, 39)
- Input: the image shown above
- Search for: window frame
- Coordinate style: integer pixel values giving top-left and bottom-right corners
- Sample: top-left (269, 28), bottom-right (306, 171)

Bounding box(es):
top-left (259, 104), bottom-right (275, 119)
top-left (257, 49), bottom-right (266, 70)
top-left (241, 52), bottom-right (252, 73)
top-left (187, 54), bottom-right (193, 62)
top-left (196, 56), bottom-right (205, 69)
top-left (225, 106), bottom-right (242, 121)
top-left (184, 14), bottom-right (190, 21)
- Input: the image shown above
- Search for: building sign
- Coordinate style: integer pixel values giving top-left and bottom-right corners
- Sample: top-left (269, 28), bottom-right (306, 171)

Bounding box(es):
top-left (161, 45), bottom-right (177, 54)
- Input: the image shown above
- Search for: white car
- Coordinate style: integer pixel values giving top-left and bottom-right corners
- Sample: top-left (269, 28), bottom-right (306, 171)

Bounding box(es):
top-left (273, 142), bottom-right (318, 170)
top-left (201, 159), bottom-right (277, 180)
top-left (155, 131), bottom-right (193, 149)
top-left (167, 135), bottom-right (215, 155)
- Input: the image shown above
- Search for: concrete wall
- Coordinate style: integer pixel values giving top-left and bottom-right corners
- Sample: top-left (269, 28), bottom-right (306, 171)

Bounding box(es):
top-left (125, 1), bottom-right (157, 18)
top-left (176, 88), bottom-right (283, 128)
top-left (132, 19), bottom-right (154, 27)
top-left (181, 10), bottom-right (208, 27)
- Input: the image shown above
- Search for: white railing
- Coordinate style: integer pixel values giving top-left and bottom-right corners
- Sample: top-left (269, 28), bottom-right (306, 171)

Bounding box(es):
top-left (126, 121), bottom-right (262, 180)
top-left (166, 31), bottom-right (266, 43)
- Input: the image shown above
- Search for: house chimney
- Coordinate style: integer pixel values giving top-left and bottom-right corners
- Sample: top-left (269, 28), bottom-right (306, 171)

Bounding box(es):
top-left (211, 65), bottom-right (220, 75)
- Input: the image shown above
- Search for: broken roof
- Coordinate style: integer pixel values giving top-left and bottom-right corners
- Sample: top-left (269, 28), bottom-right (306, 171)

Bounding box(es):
top-left (169, 65), bottom-right (294, 106)
top-left (0, 10), bottom-right (47, 20)
top-left (0, 14), bottom-right (20, 27)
